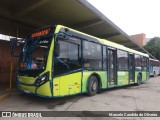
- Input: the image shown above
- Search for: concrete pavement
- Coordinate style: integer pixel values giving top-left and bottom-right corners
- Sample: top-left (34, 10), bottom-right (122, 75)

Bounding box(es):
top-left (0, 76), bottom-right (160, 120)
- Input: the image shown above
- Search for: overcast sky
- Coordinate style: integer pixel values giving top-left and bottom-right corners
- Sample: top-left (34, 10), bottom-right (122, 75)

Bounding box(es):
top-left (87, 0), bottom-right (160, 38)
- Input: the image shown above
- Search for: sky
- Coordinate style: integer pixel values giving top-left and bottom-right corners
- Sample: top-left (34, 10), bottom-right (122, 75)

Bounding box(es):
top-left (87, 0), bottom-right (160, 38)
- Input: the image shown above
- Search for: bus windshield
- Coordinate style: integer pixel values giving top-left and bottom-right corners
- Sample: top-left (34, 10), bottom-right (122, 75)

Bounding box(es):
top-left (19, 35), bottom-right (52, 71)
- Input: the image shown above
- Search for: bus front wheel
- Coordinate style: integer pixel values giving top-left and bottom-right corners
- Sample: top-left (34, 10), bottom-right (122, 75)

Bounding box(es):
top-left (87, 76), bottom-right (98, 96)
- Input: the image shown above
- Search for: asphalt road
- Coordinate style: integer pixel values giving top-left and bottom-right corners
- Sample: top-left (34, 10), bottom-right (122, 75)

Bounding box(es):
top-left (0, 76), bottom-right (160, 120)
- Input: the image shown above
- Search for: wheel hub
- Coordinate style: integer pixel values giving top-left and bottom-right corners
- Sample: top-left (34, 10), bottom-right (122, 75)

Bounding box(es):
top-left (92, 81), bottom-right (97, 91)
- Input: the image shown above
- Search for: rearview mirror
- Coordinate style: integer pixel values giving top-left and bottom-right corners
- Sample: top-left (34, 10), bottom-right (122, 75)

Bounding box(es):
top-left (10, 38), bottom-right (18, 54)
top-left (10, 38), bottom-right (20, 57)
top-left (55, 43), bottom-right (60, 57)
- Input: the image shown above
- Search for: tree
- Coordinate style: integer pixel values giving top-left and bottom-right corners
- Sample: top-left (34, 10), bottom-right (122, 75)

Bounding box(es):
top-left (144, 37), bottom-right (160, 60)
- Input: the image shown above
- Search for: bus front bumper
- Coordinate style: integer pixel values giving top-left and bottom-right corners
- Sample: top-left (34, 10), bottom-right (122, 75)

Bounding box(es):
top-left (17, 81), bottom-right (53, 98)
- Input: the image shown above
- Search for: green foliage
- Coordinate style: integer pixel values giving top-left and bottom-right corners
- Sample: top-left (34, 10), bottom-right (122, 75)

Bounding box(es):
top-left (144, 37), bottom-right (160, 60)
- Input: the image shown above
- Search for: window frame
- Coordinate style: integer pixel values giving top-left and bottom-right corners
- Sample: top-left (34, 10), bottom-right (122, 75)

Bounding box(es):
top-left (135, 54), bottom-right (141, 68)
top-left (53, 36), bottom-right (82, 77)
top-left (117, 49), bottom-right (129, 71)
top-left (82, 39), bottom-right (103, 70)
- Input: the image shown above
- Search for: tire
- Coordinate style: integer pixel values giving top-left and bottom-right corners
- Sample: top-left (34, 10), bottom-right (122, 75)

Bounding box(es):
top-left (136, 74), bottom-right (142, 86)
top-left (87, 76), bottom-right (98, 96)
top-left (153, 71), bottom-right (156, 77)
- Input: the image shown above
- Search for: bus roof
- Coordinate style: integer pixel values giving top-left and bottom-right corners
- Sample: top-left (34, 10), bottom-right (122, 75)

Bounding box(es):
top-left (57, 25), bottom-right (149, 57)
top-left (149, 58), bottom-right (160, 61)
top-left (102, 39), bottom-right (149, 57)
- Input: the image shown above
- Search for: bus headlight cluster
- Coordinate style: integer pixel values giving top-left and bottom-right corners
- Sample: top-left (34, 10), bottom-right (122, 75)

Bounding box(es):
top-left (35, 72), bottom-right (49, 86)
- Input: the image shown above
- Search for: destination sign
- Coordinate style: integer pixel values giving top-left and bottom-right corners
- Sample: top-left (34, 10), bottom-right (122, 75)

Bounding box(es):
top-left (31, 29), bottom-right (50, 38)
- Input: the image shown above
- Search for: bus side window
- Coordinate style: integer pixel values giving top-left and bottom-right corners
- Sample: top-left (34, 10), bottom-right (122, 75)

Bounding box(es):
top-left (83, 41), bottom-right (102, 69)
top-left (135, 54), bottom-right (141, 71)
top-left (117, 50), bottom-right (128, 71)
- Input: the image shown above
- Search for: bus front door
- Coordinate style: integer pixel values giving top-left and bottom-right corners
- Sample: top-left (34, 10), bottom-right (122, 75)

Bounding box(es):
top-left (108, 49), bottom-right (117, 87)
top-left (129, 54), bottom-right (135, 83)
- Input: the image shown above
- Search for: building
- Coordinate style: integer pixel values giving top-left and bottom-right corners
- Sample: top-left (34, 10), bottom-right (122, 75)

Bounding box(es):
top-left (0, 40), bottom-right (20, 84)
top-left (130, 33), bottom-right (146, 46)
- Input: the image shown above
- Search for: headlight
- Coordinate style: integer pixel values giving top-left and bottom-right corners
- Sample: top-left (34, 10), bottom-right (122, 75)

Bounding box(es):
top-left (35, 72), bottom-right (49, 87)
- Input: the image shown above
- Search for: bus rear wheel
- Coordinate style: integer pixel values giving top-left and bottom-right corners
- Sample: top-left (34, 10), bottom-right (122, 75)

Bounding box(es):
top-left (153, 71), bottom-right (156, 77)
top-left (87, 76), bottom-right (98, 96)
top-left (136, 74), bottom-right (142, 86)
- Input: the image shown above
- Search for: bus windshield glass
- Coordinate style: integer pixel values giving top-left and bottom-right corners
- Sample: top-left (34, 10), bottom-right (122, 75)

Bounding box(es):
top-left (19, 35), bottom-right (53, 70)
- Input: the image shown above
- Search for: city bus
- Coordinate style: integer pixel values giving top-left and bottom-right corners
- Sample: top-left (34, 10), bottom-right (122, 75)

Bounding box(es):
top-left (149, 58), bottom-right (160, 76)
top-left (10, 25), bottom-right (150, 98)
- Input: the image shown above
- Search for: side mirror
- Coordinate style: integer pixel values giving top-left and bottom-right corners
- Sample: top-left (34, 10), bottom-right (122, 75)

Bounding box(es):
top-left (55, 43), bottom-right (60, 57)
top-left (10, 38), bottom-right (20, 57)
top-left (10, 38), bottom-right (18, 55)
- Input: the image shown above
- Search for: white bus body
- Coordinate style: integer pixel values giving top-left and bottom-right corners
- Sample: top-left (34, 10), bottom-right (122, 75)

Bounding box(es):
top-left (150, 59), bottom-right (160, 76)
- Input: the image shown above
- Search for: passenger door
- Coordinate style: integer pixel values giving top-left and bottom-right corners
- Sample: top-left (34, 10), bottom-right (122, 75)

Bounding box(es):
top-left (129, 53), bottom-right (135, 83)
top-left (108, 48), bottom-right (117, 86)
